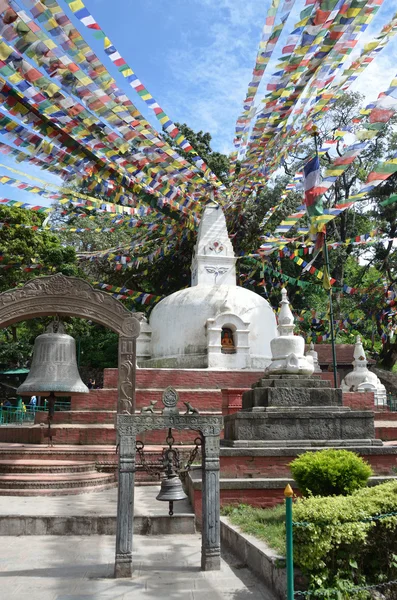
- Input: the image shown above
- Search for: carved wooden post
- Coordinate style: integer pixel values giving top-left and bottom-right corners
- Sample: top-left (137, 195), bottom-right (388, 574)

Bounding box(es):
top-left (115, 430), bottom-right (136, 578)
top-left (201, 433), bottom-right (221, 570)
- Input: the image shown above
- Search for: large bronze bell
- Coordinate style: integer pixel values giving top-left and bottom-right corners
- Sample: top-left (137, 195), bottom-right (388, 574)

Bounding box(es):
top-left (156, 472), bottom-right (187, 516)
top-left (17, 320), bottom-right (89, 396)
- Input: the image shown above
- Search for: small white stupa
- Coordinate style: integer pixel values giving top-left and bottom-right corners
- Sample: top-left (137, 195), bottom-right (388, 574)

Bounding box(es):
top-left (306, 339), bottom-right (322, 373)
top-left (341, 336), bottom-right (386, 406)
top-left (136, 201), bottom-right (278, 369)
top-left (266, 288), bottom-right (314, 376)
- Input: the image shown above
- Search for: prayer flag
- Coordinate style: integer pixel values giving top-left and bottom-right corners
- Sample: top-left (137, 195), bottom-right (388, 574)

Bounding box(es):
top-left (303, 156), bottom-right (322, 216)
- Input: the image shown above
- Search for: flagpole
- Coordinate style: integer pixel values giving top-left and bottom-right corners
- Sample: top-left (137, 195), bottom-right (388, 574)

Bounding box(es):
top-left (312, 126), bottom-right (338, 388)
top-left (323, 237), bottom-right (338, 388)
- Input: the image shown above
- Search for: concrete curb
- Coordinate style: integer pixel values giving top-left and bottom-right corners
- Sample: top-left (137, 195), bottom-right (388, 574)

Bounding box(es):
top-left (220, 516), bottom-right (287, 600)
top-left (0, 514), bottom-right (196, 536)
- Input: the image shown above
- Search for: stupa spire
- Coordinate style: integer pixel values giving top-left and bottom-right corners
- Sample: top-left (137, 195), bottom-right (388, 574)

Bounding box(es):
top-left (277, 288), bottom-right (295, 336)
top-left (190, 203), bottom-right (236, 287)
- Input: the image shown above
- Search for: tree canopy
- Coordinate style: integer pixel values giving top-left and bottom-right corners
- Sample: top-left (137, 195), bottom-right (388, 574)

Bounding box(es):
top-left (1, 100), bottom-right (397, 370)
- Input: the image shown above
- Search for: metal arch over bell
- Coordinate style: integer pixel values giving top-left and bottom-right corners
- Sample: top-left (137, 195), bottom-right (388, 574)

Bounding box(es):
top-left (17, 320), bottom-right (89, 396)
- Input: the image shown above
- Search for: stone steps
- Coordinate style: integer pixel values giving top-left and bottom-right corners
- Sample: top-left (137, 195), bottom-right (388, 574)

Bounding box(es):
top-left (0, 460), bottom-right (95, 473)
top-left (0, 424), bottom-right (208, 445)
top-left (376, 421), bottom-right (397, 441)
top-left (0, 483), bottom-right (117, 496)
top-left (0, 471), bottom-right (116, 489)
top-left (0, 443), bottom-right (195, 485)
top-left (0, 456), bottom-right (116, 495)
top-left (0, 443), bottom-right (118, 464)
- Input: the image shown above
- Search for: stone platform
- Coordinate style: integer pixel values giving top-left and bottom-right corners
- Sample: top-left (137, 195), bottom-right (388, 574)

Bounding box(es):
top-left (214, 373), bottom-right (397, 507)
top-left (225, 376), bottom-right (376, 443)
top-left (0, 485), bottom-right (196, 536)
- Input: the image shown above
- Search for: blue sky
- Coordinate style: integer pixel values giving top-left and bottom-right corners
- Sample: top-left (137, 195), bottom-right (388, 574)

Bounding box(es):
top-left (1, 0), bottom-right (397, 208)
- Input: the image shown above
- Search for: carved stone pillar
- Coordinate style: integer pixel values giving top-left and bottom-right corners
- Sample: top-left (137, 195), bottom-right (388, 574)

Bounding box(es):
top-left (115, 433), bottom-right (136, 578)
top-left (118, 337), bottom-right (136, 414)
top-left (201, 434), bottom-right (221, 570)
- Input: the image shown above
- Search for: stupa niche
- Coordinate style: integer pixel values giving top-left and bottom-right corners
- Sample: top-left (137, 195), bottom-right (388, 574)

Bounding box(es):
top-left (136, 203), bottom-right (278, 369)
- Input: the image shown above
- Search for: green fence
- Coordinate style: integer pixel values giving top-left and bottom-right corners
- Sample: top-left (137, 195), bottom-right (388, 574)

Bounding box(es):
top-left (0, 406), bottom-right (36, 424)
top-left (0, 400), bottom-right (71, 425)
top-left (387, 394), bottom-right (397, 412)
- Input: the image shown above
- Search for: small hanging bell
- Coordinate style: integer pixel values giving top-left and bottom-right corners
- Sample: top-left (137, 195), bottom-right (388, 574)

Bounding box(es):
top-left (17, 320), bottom-right (88, 396)
top-left (156, 472), bottom-right (187, 516)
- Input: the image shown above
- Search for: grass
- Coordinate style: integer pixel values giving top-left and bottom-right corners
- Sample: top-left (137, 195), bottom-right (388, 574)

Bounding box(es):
top-left (221, 503), bottom-right (286, 555)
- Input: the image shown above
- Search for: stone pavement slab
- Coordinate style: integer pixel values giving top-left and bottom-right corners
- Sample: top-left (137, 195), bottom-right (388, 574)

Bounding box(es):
top-left (0, 534), bottom-right (277, 599)
top-left (0, 485), bottom-right (192, 517)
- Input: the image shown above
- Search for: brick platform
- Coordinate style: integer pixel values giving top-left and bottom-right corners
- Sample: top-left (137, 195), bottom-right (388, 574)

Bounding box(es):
top-left (343, 392), bottom-right (375, 410)
top-left (375, 422), bottom-right (397, 441)
top-left (219, 445), bottom-right (397, 478)
top-left (104, 368), bottom-right (263, 390)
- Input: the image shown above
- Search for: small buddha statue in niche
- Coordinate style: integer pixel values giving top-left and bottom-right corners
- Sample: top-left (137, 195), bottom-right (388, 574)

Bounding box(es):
top-left (221, 328), bottom-right (236, 353)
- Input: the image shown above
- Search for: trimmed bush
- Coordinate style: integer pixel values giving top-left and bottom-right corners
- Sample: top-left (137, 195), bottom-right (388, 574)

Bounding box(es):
top-left (289, 449), bottom-right (372, 497)
top-left (293, 481), bottom-right (397, 598)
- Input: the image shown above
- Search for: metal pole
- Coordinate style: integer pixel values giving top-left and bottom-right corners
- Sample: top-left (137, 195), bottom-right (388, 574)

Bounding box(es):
top-left (323, 237), bottom-right (338, 388)
top-left (285, 484), bottom-right (294, 600)
top-left (312, 126), bottom-right (338, 389)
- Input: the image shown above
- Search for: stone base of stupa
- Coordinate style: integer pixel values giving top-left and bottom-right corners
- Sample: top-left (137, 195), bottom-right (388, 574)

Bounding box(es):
top-left (224, 375), bottom-right (376, 444)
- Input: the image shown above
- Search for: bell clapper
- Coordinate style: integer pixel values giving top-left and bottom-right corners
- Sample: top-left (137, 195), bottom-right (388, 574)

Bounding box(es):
top-left (169, 501), bottom-right (174, 517)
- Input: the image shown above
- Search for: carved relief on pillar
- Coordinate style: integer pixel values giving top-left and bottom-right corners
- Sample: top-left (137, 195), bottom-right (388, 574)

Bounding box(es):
top-left (118, 338), bottom-right (136, 414)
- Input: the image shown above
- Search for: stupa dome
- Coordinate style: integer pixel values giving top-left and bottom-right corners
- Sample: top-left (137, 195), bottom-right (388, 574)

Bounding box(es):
top-left (137, 202), bottom-right (277, 369)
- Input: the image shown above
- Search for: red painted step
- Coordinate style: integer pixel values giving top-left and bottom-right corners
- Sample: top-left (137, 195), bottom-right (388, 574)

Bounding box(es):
top-left (0, 483), bottom-right (117, 496)
top-left (104, 368), bottom-right (263, 390)
top-left (0, 460), bottom-right (96, 473)
top-left (0, 471), bottom-right (115, 489)
top-left (0, 457), bottom-right (116, 495)
top-left (70, 389), bottom-right (223, 412)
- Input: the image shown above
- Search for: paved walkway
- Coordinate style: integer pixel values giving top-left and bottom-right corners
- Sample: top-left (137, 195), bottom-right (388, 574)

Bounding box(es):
top-left (0, 486), bottom-right (192, 517)
top-left (0, 534), bottom-right (276, 600)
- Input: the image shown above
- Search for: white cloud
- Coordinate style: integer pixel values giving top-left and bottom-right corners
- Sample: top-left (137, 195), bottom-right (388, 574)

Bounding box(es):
top-left (161, 1), bottom-right (266, 153)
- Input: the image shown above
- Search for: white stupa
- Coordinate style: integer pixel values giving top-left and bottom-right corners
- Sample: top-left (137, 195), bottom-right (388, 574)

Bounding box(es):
top-left (265, 288), bottom-right (314, 376)
top-left (306, 340), bottom-right (322, 373)
top-left (341, 336), bottom-right (387, 406)
top-left (136, 201), bottom-right (277, 369)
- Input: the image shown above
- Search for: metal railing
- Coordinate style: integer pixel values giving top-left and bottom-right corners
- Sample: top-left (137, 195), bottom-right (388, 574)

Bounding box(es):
top-left (0, 406), bottom-right (36, 425)
top-left (374, 393), bottom-right (397, 411)
top-left (387, 394), bottom-right (397, 411)
top-left (0, 401), bottom-right (71, 425)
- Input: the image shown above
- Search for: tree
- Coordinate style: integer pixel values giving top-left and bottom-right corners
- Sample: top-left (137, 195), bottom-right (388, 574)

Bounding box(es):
top-left (0, 206), bottom-right (82, 367)
top-left (165, 123), bottom-right (231, 184)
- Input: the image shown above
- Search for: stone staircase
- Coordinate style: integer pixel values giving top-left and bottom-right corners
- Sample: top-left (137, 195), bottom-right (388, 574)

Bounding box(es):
top-left (0, 459), bottom-right (116, 496)
top-left (0, 368), bottom-right (261, 495)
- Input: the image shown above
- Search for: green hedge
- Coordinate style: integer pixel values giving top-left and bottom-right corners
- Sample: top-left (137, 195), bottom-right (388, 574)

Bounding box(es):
top-left (289, 449), bottom-right (372, 496)
top-left (293, 480), bottom-right (397, 598)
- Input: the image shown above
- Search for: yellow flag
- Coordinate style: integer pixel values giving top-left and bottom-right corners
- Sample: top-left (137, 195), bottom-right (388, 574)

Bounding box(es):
top-left (323, 266), bottom-right (331, 291)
